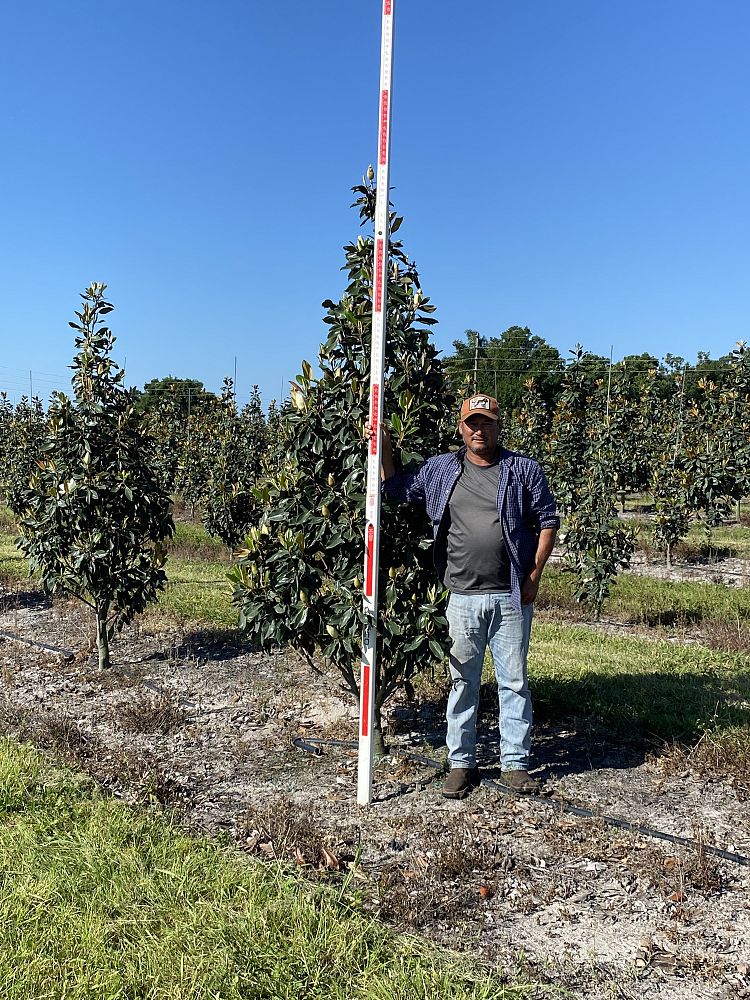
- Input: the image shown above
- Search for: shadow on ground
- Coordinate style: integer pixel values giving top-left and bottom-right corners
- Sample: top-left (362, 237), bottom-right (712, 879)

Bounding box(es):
top-left (0, 591), bottom-right (52, 613)
top-left (390, 666), bottom-right (749, 780)
top-left (150, 628), bottom-right (260, 663)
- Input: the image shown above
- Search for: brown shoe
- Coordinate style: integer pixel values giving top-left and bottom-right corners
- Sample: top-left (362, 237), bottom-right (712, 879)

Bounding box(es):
top-left (442, 767), bottom-right (481, 800)
top-left (499, 770), bottom-right (540, 794)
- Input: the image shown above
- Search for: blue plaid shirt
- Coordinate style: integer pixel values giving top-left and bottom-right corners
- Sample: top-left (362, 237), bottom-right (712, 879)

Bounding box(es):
top-left (383, 447), bottom-right (559, 611)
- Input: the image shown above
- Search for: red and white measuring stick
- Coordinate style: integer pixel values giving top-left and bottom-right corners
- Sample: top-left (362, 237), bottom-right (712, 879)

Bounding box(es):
top-left (358, 0), bottom-right (395, 806)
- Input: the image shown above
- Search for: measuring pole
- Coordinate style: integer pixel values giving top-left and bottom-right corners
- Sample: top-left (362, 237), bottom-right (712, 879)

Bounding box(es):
top-left (358, 0), bottom-right (395, 806)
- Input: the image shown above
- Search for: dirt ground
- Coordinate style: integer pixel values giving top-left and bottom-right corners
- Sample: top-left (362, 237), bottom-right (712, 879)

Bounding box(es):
top-left (1, 591), bottom-right (749, 1000)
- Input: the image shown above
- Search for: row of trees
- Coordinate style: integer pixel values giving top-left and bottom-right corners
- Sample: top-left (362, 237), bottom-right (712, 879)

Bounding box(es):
top-left (446, 325), bottom-right (746, 413)
top-left (508, 342), bottom-right (750, 586)
top-left (1, 177), bottom-right (748, 736)
top-left (1, 382), bottom-right (276, 553)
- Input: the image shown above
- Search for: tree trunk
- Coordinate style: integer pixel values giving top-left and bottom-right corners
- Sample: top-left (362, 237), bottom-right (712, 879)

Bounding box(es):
top-left (666, 542), bottom-right (672, 570)
top-left (96, 605), bottom-right (110, 670)
top-left (372, 707), bottom-right (387, 758)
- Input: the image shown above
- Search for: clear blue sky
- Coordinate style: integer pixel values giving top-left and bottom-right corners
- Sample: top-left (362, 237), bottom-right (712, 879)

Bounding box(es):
top-left (2, 0), bottom-right (748, 407)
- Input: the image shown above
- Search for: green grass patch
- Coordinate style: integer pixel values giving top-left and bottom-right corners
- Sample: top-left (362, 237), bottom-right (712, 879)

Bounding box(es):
top-left (0, 739), bottom-right (530, 1000)
top-left (0, 516), bottom-right (237, 629)
top-left (609, 573), bottom-right (750, 626)
top-left (158, 556), bottom-right (236, 628)
top-left (528, 622), bottom-right (750, 746)
top-left (168, 520), bottom-right (228, 560)
top-left (0, 531), bottom-right (27, 585)
top-left (676, 521), bottom-right (750, 559)
top-left (540, 565), bottom-right (750, 628)
top-left (160, 522), bottom-right (236, 626)
top-left (0, 505), bottom-right (26, 584)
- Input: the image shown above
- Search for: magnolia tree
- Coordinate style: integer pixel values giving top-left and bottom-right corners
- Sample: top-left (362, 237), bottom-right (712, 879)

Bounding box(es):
top-left (174, 380), bottom-right (268, 549)
top-left (724, 342), bottom-right (750, 518)
top-left (0, 394), bottom-right (47, 511)
top-left (680, 375), bottom-right (738, 547)
top-left (548, 349), bottom-right (635, 616)
top-left (230, 178), bottom-right (456, 751)
top-left (139, 382), bottom-right (193, 494)
top-left (14, 285), bottom-right (174, 669)
top-left (507, 377), bottom-right (550, 461)
top-left (200, 382), bottom-right (268, 549)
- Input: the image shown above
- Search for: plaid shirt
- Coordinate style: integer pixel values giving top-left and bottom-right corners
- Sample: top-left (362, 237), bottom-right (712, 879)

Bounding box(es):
top-left (383, 446), bottom-right (559, 611)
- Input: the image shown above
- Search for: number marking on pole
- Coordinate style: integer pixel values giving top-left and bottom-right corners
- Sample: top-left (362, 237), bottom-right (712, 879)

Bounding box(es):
top-left (358, 0), bottom-right (395, 806)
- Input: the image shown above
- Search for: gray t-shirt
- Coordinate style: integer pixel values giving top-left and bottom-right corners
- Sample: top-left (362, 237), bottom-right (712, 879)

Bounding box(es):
top-left (444, 458), bottom-right (512, 594)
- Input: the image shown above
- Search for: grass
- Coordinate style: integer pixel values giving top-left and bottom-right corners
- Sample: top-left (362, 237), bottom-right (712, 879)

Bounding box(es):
top-left (616, 496), bottom-right (750, 559)
top-left (539, 564), bottom-right (750, 629)
top-left (0, 513), bottom-right (238, 629)
top-left (158, 553), bottom-right (237, 628)
top-left (0, 524), bottom-right (27, 586)
top-left (0, 739), bottom-right (531, 1000)
top-left (676, 520), bottom-right (750, 560)
top-left (528, 623), bottom-right (750, 746)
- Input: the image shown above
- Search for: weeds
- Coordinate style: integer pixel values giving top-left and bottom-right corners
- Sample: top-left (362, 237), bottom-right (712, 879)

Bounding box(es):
top-left (118, 692), bottom-right (186, 734)
top-left (237, 796), bottom-right (331, 867)
top-left (0, 708), bottom-right (193, 812)
top-left (374, 818), bottom-right (508, 928)
top-left (652, 728), bottom-right (750, 797)
top-left (642, 831), bottom-right (724, 897)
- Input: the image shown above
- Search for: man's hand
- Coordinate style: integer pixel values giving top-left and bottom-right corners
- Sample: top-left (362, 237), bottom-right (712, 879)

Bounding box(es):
top-left (364, 420), bottom-right (395, 480)
top-left (521, 527), bottom-right (557, 605)
top-left (520, 573), bottom-right (541, 605)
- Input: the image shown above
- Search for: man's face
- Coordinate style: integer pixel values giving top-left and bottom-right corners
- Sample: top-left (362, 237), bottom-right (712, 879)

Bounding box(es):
top-left (459, 413), bottom-right (499, 460)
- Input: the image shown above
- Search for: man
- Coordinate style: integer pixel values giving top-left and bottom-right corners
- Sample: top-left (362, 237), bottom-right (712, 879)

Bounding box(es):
top-left (377, 393), bottom-right (559, 799)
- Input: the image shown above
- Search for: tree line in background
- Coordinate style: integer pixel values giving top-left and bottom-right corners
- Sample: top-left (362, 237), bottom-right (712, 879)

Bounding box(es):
top-left (3, 330), bottom-right (747, 596)
top-left (446, 324), bottom-right (745, 412)
top-left (0, 178), bottom-right (748, 727)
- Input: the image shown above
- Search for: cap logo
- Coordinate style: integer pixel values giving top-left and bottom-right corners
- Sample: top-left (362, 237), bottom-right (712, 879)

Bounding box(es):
top-left (469, 395), bottom-right (490, 410)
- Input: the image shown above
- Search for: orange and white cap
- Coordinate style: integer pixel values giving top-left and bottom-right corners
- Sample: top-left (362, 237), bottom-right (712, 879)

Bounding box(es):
top-left (459, 394), bottom-right (500, 422)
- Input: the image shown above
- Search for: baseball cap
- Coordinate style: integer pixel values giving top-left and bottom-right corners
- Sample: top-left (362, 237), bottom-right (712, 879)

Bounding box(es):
top-left (459, 394), bottom-right (500, 421)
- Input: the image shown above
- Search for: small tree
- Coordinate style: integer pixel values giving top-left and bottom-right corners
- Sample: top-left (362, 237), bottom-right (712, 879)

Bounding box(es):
top-left (0, 394), bottom-right (47, 511)
top-left (199, 381), bottom-right (268, 550)
top-left (230, 178), bottom-right (456, 751)
top-left (507, 377), bottom-right (550, 460)
top-left (681, 376), bottom-right (737, 550)
top-left (549, 349), bottom-right (635, 617)
top-left (14, 284), bottom-right (174, 669)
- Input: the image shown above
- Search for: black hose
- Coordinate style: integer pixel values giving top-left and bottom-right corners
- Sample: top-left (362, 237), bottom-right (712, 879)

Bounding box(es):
top-left (480, 776), bottom-right (750, 868)
top-left (0, 630), bottom-right (74, 660)
top-left (293, 737), bottom-right (750, 868)
top-left (4, 630), bottom-right (747, 868)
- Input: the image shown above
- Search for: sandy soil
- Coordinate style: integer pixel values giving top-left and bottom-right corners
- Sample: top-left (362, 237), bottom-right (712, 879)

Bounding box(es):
top-left (0, 589), bottom-right (749, 999)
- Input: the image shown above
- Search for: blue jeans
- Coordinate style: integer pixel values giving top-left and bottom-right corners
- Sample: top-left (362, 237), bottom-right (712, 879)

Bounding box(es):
top-left (445, 592), bottom-right (533, 772)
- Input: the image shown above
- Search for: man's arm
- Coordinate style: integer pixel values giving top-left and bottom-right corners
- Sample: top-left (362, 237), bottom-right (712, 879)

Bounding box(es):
top-left (364, 419), bottom-right (426, 503)
top-left (520, 526), bottom-right (557, 605)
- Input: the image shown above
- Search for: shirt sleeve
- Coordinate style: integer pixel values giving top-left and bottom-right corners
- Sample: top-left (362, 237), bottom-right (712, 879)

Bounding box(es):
top-left (526, 462), bottom-right (560, 532)
top-left (382, 465), bottom-right (427, 505)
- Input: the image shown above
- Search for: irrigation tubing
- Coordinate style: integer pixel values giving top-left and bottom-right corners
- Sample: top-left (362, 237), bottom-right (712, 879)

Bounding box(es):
top-left (0, 629), bottom-right (74, 660)
top-left (2, 627), bottom-right (747, 868)
top-left (292, 736), bottom-right (750, 869)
